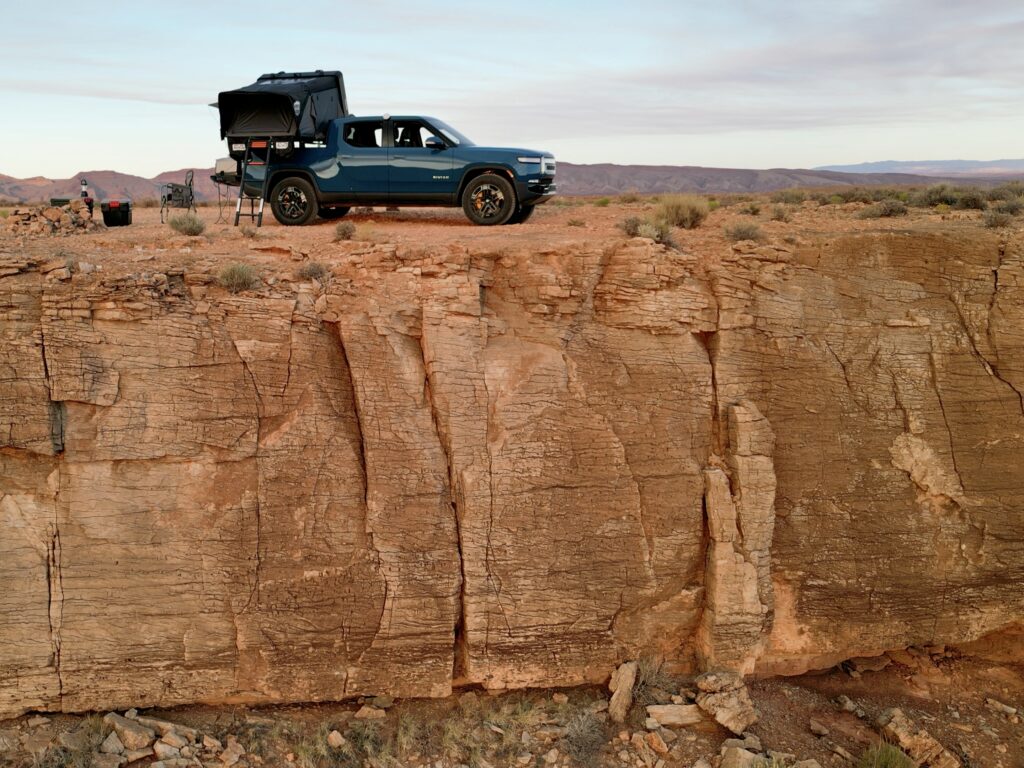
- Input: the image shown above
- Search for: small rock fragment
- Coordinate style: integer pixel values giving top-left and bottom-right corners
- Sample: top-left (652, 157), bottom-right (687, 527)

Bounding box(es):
top-left (645, 704), bottom-right (704, 728)
top-left (608, 661), bottom-right (638, 724)
top-left (103, 713), bottom-right (156, 752)
top-left (152, 741), bottom-right (180, 760)
top-left (985, 697), bottom-right (1017, 715)
top-left (720, 747), bottom-right (762, 768)
top-left (100, 731), bottom-right (125, 754)
top-left (327, 730), bottom-right (347, 749)
top-left (552, 692), bottom-right (569, 705)
top-left (645, 730), bottom-right (668, 755)
top-left (809, 718), bottom-right (829, 736)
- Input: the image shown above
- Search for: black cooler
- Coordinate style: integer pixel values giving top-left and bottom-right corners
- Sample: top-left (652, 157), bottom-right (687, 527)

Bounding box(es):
top-left (100, 198), bottom-right (132, 226)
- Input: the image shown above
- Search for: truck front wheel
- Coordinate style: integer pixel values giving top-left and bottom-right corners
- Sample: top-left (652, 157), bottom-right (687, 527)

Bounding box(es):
top-left (270, 177), bottom-right (317, 226)
top-left (462, 173), bottom-right (516, 225)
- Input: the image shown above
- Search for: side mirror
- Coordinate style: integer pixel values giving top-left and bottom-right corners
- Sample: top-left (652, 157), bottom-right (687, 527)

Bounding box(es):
top-left (425, 136), bottom-right (446, 150)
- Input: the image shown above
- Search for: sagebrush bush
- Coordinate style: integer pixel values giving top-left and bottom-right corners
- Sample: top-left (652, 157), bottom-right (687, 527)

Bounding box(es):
top-left (954, 188), bottom-right (988, 210)
top-left (856, 742), bottom-right (913, 768)
top-left (857, 198), bottom-right (908, 219)
top-left (218, 263), bottom-right (259, 293)
top-left (656, 194), bottom-right (709, 229)
top-left (739, 202), bottom-right (761, 216)
top-left (618, 217), bottom-right (643, 237)
top-left (618, 191), bottom-right (640, 203)
top-left (561, 712), bottom-right (606, 767)
top-left (988, 181), bottom-right (1024, 201)
top-left (994, 196), bottom-right (1023, 215)
top-left (984, 211), bottom-right (1013, 228)
top-left (770, 189), bottom-right (806, 204)
top-left (724, 222), bottom-right (765, 242)
top-left (636, 220), bottom-right (675, 247)
top-left (594, 197), bottom-right (611, 207)
top-left (770, 205), bottom-right (791, 222)
top-left (296, 262), bottom-right (328, 281)
top-left (168, 212), bottom-right (205, 235)
top-left (334, 221), bottom-right (356, 241)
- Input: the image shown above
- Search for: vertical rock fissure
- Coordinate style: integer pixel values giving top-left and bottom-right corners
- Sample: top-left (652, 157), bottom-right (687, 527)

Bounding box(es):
top-left (693, 330), bottom-right (721, 455)
top-left (415, 333), bottom-right (467, 677)
top-left (235, 354), bottom-right (263, 612)
top-left (47, 463), bottom-right (64, 701)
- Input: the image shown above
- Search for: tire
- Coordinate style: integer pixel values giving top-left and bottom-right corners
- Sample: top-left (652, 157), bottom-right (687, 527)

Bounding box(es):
top-left (270, 177), bottom-right (317, 226)
top-left (508, 204), bottom-right (537, 224)
top-left (462, 173), bottom-right (517, 225)
top-left (318, 206), bottom-right (351, 220)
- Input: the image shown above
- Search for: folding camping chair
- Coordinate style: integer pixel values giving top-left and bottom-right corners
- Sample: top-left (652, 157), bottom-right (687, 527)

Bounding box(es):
top-left (160, 170), bottom-right (196, 223)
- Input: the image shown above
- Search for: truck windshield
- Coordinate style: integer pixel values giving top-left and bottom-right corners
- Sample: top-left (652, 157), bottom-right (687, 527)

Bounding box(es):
top-left (429, 119), bottom-right (474, 147)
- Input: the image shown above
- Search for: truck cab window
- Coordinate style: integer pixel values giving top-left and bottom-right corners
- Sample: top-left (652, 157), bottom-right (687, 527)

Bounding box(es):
top-left (393, 121), bottom-right (442, 148)
top-left (344, 121), bottom-right (384, 148)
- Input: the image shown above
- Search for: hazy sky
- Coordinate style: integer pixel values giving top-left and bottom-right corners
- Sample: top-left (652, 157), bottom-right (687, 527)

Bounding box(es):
top-left (1, 0), bottom-right (1022, 178)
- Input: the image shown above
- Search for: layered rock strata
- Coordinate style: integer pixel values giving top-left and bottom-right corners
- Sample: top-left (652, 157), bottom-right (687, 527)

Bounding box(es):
top-left (1, 229), bottom-right (1022, 717)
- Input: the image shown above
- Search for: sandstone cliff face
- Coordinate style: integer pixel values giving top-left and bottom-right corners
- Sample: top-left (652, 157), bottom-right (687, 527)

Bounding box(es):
top-left (1, 230), bottom-right (1022, 717)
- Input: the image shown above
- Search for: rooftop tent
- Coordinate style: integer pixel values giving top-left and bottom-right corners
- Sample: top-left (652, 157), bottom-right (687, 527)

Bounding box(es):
top-left (217, 70), bottom-right (349, 141)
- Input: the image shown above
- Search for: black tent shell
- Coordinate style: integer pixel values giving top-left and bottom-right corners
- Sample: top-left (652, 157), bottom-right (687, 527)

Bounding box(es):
top-left (217, 70), bottom-right (349, 141)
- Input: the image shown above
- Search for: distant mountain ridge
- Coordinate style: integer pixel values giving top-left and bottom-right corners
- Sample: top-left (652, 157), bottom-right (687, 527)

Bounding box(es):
top-left (815, 159), bottom-right (1024, 176)
top-left (2, 162), bottom-right (1021, 203)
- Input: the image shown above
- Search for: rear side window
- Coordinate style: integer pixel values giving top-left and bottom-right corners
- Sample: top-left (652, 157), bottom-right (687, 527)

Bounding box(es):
top-left (343, 121), bottom-right (384, 148)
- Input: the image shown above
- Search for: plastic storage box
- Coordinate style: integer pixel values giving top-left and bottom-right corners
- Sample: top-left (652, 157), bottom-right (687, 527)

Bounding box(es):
top-left (100, 199), bottom-right (132, 226)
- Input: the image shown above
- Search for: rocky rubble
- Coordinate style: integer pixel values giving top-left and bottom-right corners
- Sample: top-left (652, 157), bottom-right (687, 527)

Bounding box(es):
top-left (3, 199), bottom-right (103, 235)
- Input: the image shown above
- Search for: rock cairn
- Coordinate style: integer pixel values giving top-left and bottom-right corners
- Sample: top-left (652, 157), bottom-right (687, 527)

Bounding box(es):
top-left (3, 199), bottom-right (102, 235)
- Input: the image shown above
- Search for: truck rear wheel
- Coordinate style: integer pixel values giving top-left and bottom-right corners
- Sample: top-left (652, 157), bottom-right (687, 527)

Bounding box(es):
top-left (462, 173), bottom-right (516, 225)
top-left (270, 177), bottom-right (317, 226)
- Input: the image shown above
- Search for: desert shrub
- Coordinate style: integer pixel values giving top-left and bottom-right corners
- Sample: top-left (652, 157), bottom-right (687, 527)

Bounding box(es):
top-left (561, 711), bottom-right (606, 766)
top-left (738, 202), bottom-right (761, 216)
top-left (0, 209), bottom-right (8, 218)
top-left (619, 217), bottom-right (643, 237)
top-left (770, 205), bottom-right (791, 222)
top-left (954, 187), bottom-right (988, 210)
top-left (619, 191), bottom-right (640, 203)
top-left (296, 262), bottom-right (328, 281)
top-left (567, 218), bottom-right (585, 227)
top-left (334, 221), bottom-right (356, 241)
top-left (239, 225), bottom-right (258, 239)
top-left (828, 194), bottom-right (844, 205)
top-left (657, 194), bottom-right (709, 229)
top-left (994, 196), bottom-right (1023, 215)
top-left (724, 222), bottom-right (765, 242)
top-left (594, 197), bottom-right (611, 207)
top-left (935, 203), bottom-right (951, 213)
top-left (910, 184), bottom-right (958, 207)
top-left (770, 189), bottom-right (806, 204)
top-left (637, 220), bottom-right (676, 247)
top-left (707, 199), bottom-right (720, 211)
top-left (632, 655), bottom-right (680, 710)
top-left (218, 263), bottom-right (259, 293)
top-left (168, 212), bottom-right (205, 235)
top-left (984, 211), bottom-right (1013, 228)
top-left (987, 181), bottom-right (1024, 201)
top-left (344, 721), bottom-right (387, 762)
top-left (858, 198), bottom-right (908, 218)
top-left (856, 742), bottom-right (913, 768)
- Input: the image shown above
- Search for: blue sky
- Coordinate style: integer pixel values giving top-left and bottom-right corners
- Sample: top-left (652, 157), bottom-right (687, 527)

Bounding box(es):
top-left (1, 0), bottom-right (1022, 178)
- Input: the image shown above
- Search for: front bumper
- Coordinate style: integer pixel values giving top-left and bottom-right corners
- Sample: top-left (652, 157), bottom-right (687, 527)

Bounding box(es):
top-left (517, 177), bottom-right (557, 204)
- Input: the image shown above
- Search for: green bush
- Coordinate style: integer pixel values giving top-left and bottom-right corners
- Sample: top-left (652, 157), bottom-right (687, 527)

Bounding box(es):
top-left (994, 196), bottom-right (1023, 216)
top-left (988, 181), bottom-right (1024, 201)
top-left (858, 198), bottom-right (908, 218)
top-left (656, 194), bottom-right (709, 229)
top-left (739, 202), bottom-right (761, 216)
top-left (296, 262), bottom-right (328, 281)
top-left (168, 212), bottom-right (205, 235)
top-left (619, 217), bottom-right (643, 237)
top-left (637, 220), bottom-right (676, 247)
top-left (770, 189), bottom-right (806, 204)
top-left (594, 197), bottom-right (611, 207)
top-left (218, 263), bottom-right (259, 293)
top-left (856, 742), bottom-right (913, 768)
top-left (334, 221), bottom-right (356, 241)
top-left (724, 222), bottom-right (765, 242)
top-left (984, 211), bottom-right (1013, 228)
top-left (954, 188), bottom-right (988, 210)
top-left (770, 205), bottom-right (791, 222)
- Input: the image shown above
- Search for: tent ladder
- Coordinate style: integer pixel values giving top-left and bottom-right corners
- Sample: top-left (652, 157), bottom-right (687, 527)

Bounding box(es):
top-left (234, 138), bottom-right (273, 227)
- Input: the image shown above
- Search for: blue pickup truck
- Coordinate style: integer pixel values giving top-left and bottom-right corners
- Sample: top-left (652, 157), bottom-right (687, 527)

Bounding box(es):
top-left (254, 115), bottom-right (557, 226)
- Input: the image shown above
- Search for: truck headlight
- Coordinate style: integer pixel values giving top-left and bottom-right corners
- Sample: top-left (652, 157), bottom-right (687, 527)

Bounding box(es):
top-left (517, 156), bottom-right (542, 164)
